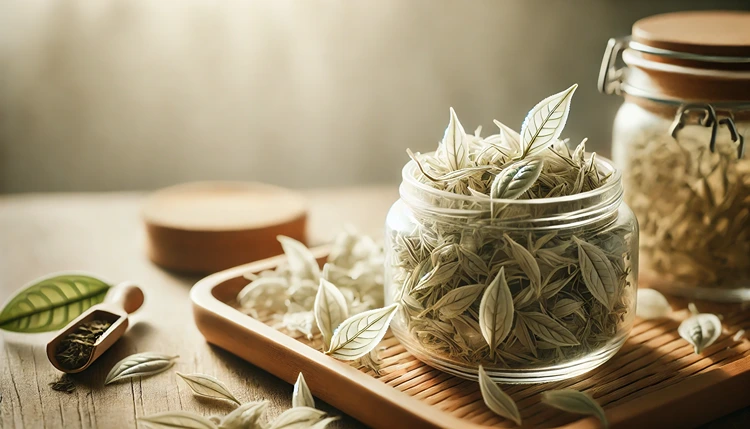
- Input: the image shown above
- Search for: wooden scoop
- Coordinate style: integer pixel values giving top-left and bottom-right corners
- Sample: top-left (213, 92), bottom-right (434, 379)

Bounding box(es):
top-left (46, 281), bottom-right (144, 373)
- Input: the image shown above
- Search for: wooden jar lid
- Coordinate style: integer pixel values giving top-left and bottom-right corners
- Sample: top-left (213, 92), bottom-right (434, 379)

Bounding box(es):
top-left (622, 11), bottom-right (750, 102)
top-left (633, 11), bottom-right (750, 58)
top-left (143, 181), bottom-right (307, 274)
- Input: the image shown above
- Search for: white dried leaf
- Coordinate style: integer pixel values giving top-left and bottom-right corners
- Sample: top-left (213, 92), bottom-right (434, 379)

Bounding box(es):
top-left (292, 373), bottom-right (315, 409)
top-left (575, 236), bottom-right (617, 310)
top-left (278, 236), bottom-right (320, 282)
top-left (219, 401), bottom-right (268, 429)
top-left (479, 267), bottom-right (514, 356)
top-left (519, 311), bottom-right (579, 347)
top-left (326, 304), bottom-right (398, 361)
top-left (238, 277), bottom-right (289, 310)
top-left (635, 289), bottom-right (671, 320)
top-left (139, 411), bottom-right (218, 429)
top-left (478, 365), bottom-right (522, 425)
top-left (491, 158), bottom-right (544, 200)
top-left (105, 352), bottom-right (178, 385)
top-left (493, 119), bottom-right (521, 153)
top-left (678, 313), bottom-right (722, 354)
top-left (176, 373), bottom-right (240, 405)
top-left (314, 279), bottom-right (349, 348)
top-left (520, 84), bottom-right (578, 157)
top-left (268, 407), bottom-right (326, 429)
top-left (504, 234), bottom-right (542, 294)
top-left (541, 389), bottom-right (608, 429)
top-left (433, 283), bottom-right (484, 319)
top-left (440, 107), bottom-right (469, 170)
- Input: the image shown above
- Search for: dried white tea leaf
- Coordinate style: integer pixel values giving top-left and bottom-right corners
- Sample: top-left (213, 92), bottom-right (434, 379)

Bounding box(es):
top-left (326, 304), bottom-right (398, 361)
top-left (477, 365), bottom-right (522, 425)
top-left (541, 389), bottom-right (608, 429)
top-left (176, 372), bottom-right (240, 405)
top-left (493, 119), bottom-right (521, 153)
top-left (520, 84), bottom-right (578, 158)
top-left (139, 411), bottom-right (218, 429)
top-left (219, 401), bottom-right (268, 429)
top-left (635, 289), bottom-right (671, 320)
top-left (733, 329), bottom-right (745, 342)
top-left (105, 352), bottom-right (178, 385)
top-left (490, 158), bottom-right (544, 200)
top-left (678, 313), bottom-right (722, 354)
top-left (575, 236), bottom-right (617, 310)
top-left (504, 234), bottom-right (542, 294)
top-left (278, 236), bottom-right (321, 282)
top-left (439, 107), bottom-right (469, 171)
top-left (268, 406), bottom-right (326, 429)
top-left (314, 279), bottom-right (349, 349)
top-left (518, 311), bottom-right (579, 347)
top-left (432, 283), bottom-right (484, 319)
top-left (479, 267), bottom-right (514, 358)
top-left (292, 373), bottom-right (315, 409)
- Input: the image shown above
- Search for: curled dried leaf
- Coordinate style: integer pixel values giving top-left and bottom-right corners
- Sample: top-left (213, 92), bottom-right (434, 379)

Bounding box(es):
top-left (139, 411), bottom-right (218, 429)
top-left (176, 372), bottom-right (240, 405)
top-left (541, 389), bottom-right (608, 429)
top-left (635, 289), bottom-right (671, 320)
top-left (678, 313), bottom-right (722, 354)
top-left (105, 352), bottom-right (178, 385)
top-left (478, 365), bottom-right (522, 425)
top-left (278, 236), bottom-right (320, 282)
top-left (292, 373), bottom-right (315, 409)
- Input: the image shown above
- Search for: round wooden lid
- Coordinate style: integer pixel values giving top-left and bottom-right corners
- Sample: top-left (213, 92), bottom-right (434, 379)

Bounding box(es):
top-left (633, 11), bottom-right (750, 57)
top-left (143, 181), bottom-right (307, 274)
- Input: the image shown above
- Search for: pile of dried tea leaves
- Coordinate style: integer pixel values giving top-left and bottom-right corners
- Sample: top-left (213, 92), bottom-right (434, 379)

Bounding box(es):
top-left (389, 85), bottom-right (636, 369)
top-left (623, 127), bottom-right (750, 289)
top-left (54, 319), bottom-right (112, 370)
top-left (238, 228), bottom-right (384, 339)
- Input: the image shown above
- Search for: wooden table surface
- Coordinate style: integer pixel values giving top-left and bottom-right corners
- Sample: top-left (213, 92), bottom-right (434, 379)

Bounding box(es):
top-left (0, 188), bottom-right (747, 429)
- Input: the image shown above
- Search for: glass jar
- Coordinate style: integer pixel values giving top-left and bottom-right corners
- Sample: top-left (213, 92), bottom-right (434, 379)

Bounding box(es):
top-left (384, 155), bottom-right (638, 383)
top-left (599, 11), bottom-right (750, 302)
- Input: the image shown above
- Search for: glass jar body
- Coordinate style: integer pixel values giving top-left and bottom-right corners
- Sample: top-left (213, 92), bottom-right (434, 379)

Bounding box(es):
top-left (384, 173), bottom-right (639, 383)
top-left (612, 100), bottom-right (750, 302)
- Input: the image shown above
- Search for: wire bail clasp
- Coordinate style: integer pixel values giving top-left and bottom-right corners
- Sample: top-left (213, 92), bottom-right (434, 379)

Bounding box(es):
top-left (598, 37), bottom-right (630, 95)
top-left (669, 104), bottom-right (745, 159)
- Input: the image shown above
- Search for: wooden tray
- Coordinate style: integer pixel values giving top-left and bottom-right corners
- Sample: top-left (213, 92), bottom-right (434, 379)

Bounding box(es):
top-left (191, 249), bottom-right (750, 429)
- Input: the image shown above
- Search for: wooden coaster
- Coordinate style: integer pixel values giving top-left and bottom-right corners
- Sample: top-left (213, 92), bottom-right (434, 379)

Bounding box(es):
top-left (143, 181), bottom-right (307, 274)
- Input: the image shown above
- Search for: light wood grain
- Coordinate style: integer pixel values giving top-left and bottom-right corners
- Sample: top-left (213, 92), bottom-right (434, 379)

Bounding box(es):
top-left (0, 187), bottom-right (396, 429)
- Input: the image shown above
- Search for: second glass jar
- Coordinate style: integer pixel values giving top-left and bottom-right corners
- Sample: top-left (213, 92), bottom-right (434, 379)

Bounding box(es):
top-left (385, 156), bottom-right (638, 383)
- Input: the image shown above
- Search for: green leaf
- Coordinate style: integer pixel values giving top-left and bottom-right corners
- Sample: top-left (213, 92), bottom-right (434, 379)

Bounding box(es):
top-left (0, 274), bottom-right (111, 333)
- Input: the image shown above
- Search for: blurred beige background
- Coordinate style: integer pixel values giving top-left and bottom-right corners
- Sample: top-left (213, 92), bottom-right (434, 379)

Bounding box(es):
top-left (1, 0), bottom-right (748, 193)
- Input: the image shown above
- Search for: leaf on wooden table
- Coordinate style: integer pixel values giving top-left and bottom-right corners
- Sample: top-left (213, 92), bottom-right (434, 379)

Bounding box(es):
top-left (541, 389), bottom-right (608, 429)
top-left (478, 365), bottom-right (522, 425)
top-left (678, 313), bottom-right (722, 354)
top-left (635, 289), bottom-right (671, 320)
top-left (520, 84), bottom-right (578, 158)
top-left (105, 352), bottom-right (178, 385)
top-left (574, 236), bottom-right (617, 309)
top-left (292, 373), bottom-right (315, 409)
top-left (0, 274), bottom-right (111, 333)
top-left (268, 407), bottom-right (326, 429)
top-left (177, 373), bottom-right (240, 405)
top-left (518, 311), bottom-right (579, 346)
top-left (219, 401), bottom-right (268, 429)
top-left (278, 236), bottom-right (320, 282)
top-left (433, 284), bottom-right (484, 319)
top-left (490, 158), bottom-right (544, 200)
top-left (314, 279), bottom-right (349, 349)
top-left (326, 304), bottom-right (398, 361)
top-left (479, 267), bottom-right (514, 356)
top-left (139, 411), bottom-right (218, 429)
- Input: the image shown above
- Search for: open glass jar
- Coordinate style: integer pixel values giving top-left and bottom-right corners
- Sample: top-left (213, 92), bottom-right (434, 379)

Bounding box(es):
top-left (384, 155), bottom-right (638, 383)
top-left (599, 11), bottom-right (750, 301)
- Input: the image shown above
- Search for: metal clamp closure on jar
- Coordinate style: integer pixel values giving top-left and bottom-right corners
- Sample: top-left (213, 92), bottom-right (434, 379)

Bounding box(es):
top-left (599, 36), bottom-right (749, 159)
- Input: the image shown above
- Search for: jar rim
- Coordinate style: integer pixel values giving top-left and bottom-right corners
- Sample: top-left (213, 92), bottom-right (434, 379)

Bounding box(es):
top-left (400, 152), bottom-right (622, 210)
